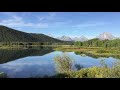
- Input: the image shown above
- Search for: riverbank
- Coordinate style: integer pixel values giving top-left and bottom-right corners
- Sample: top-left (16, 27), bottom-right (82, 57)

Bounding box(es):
top-left (54, 46), bottom-right (120, 59)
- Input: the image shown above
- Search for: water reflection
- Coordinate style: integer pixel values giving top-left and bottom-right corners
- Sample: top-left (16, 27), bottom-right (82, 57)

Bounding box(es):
top-left (75, 51), bottom-right (120, 59)
top-left (0, 46), bottom-right (54, 64)
top-left (0, 47), bottom-right (118, 78)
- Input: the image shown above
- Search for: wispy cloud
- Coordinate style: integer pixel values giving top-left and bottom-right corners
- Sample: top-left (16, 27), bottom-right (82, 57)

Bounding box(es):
top-left (0, 12), bottom-right (73, 29)
top-left (0, 12), bottom-right (108, 31)
top-left (37, 12), bottom-right (57, 22)
top-left (0, 12), bottom-right (71, 29)
top-left (73, 22), bottom-right (110, 28)
top-left (0, 13), bottom-right (48, 29)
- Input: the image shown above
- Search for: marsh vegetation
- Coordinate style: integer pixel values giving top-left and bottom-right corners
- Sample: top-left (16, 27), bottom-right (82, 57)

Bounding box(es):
top-left (53, 54), bottom-right (120, 78)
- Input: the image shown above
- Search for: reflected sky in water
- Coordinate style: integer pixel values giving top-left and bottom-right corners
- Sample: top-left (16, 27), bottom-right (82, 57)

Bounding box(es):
top-left (0, 51), bottom-right (118, 78)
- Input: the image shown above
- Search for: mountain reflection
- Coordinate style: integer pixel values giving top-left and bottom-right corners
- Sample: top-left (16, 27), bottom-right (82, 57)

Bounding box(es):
top-left (0, 46), bottom-right (54, 64)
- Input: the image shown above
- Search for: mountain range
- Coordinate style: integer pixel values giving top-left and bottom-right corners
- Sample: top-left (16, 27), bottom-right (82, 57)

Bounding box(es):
top-left (56, 32), bottom-right (117, 41)
top-left (56, 36), bottom-right (88, 42)
top-left (0, 25), bottom-right (118, 43)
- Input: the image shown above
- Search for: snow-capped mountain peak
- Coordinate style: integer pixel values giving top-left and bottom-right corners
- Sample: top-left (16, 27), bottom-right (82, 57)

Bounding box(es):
top-left (56, 35), bottom-right (88, 42)
top-left (57, 36), bottom-right (73, 41)
top-left (97, 32), bottom-right (115, 40)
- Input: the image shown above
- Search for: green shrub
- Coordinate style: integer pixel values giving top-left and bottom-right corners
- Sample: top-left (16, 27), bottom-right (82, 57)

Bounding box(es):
top-left (108, 62), bottom-right (120, 78)
top-left (54, 54), bottom-right (120, 78)
top-left (55, 63), bottom-right (120, 78)
top-left (0, 72), bottom-right (7, 78)
top-left (55, 67), bottom-right (111, 78)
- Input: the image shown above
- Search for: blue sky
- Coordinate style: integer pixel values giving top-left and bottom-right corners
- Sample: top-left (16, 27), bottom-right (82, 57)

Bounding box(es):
top-left (0, 12), bottom-right (120, 39)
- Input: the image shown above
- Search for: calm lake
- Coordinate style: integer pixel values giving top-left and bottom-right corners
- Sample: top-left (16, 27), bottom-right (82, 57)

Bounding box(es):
top-left (0, 46), bottom-right (118, 78)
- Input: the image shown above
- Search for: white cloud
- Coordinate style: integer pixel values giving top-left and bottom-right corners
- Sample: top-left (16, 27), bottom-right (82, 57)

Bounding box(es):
top-left (1, 15), bottom-right (23, 24)
top-left (0, 14), bottom-right (48, 29)
top-left (0, 12), bottom-right (72, 29)
top-left (1, 12), bottom-right (107, 30)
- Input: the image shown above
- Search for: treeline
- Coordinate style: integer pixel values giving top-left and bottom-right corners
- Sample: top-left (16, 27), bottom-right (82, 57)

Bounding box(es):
top-left (74, 38), bottom-right (120, 48)
top-left (0, 42), bottom-right (48, 46)
top-left (0, 42), bottom-right (73, 47)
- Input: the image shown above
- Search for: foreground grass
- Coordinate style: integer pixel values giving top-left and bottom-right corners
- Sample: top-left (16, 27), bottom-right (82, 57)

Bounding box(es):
top-left (52, 66), bottom-right (120, 78)
top-left (53, 54), bottom-right (120, 78)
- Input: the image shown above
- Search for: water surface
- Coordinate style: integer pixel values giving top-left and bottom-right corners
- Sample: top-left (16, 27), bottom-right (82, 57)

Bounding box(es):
top-left (0, 47), bottom-right (118, 78)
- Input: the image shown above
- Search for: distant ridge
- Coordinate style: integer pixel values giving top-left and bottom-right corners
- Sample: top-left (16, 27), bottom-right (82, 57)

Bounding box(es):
top-left (0, 25), bottom-right (64, 43)
top-left (72, 36), bottom-right (88, 42)
top-left (0, 25), bottom-right (117, 43)
top-left (56, 35), bottom-right (88, 42)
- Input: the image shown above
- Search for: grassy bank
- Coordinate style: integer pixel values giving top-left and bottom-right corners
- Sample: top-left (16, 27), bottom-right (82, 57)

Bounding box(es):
top-left (54, 46), bottom-right (120, 59)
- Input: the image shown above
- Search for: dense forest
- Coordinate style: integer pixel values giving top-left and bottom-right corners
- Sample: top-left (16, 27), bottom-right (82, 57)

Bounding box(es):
top-left (0, 25), bottom-right (73, 45)
top-left (74, 38), bottom-right (120, 48)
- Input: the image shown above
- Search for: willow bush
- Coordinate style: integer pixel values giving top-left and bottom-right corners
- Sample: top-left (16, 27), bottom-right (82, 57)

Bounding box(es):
top-left (54, 53), bottom-right (74, 73)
